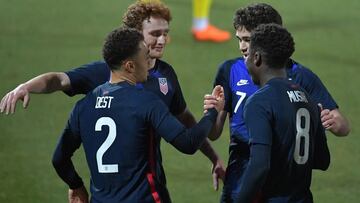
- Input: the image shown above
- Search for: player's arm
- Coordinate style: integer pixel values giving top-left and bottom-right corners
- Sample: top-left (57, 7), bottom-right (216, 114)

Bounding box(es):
top-left (52, 104), bottom-right (88, 202)
top-left (313, 111), bottom-right (331, 170)
top-left (176, 108), bottom-right (224, 171)
top-left (234, 143), bottom-right (271, 203)
top-left (300, 66), bottom-right (350, 136)
top-left (320, 107), bottom-right (350, 137)
top-left (52, 123), bottom-right (84, 190)
top-left (205, 61), bottom-right (232, 141)
top-left (235, 98), bottom-right (273, 202)
top-left (206, 110), bottom-right (227, 141)
top-left (0, 72), bottom-right (70, 114)
top-left (151, 85), bottom-right (224, 154)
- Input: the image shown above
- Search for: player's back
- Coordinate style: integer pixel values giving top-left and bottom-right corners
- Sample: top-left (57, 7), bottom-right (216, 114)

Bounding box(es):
top-left (247, 78), bottom-right (325, 202)
top-left (76, 81), bottom-right (167, 203)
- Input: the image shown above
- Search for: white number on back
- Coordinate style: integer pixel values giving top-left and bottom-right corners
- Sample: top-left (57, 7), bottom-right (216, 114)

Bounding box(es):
top-left (95, 117), bottom-right (118, 173)
top-left (293, 108), bottom-right (310, 165)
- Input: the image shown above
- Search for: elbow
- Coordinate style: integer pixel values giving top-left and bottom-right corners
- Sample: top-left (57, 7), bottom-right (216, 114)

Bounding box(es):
top-left (207, 127), bottom-right (223, 141)
top-left (320, 155), bottom-right (331, 171)
top-left (52, 151), bottom-right (66, 170)
top-left (208, 133), bottom-right (220, 141)
top-left (180, 147), bottom-right (198, 155)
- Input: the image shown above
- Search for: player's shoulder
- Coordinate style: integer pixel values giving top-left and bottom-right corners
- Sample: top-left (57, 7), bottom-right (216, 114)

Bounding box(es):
top-left (247, 79), bottom-right (288, 105)
top-left (219, 57), bottom-right (244, 70)
top-left (155, 59), bottom-right (175, 73)
top-left (76, 60), bottom-right (108, 69)
top-left (287, 59), bottom-right (319, 79)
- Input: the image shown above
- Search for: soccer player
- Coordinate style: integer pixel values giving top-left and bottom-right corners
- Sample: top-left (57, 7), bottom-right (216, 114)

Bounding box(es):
top-left (204, 3), bottom-right (349, 202)
top-left (237, 23), bottom-right (330, 203)
top-left (0, 0), bottom-right (225, 190)
top-left (52, 27), bottom-right (225, 203)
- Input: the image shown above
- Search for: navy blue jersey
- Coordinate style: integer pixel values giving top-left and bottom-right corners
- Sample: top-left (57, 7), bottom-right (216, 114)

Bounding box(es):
top-left (242, 78), bottom-right (329, 202)
top-left (215, 57), bottom-right (336, 200)
top-left (64, 59), bottom-right (186, 116)
top-left (63, 59), bottom-right (187, 198)
top-left (53, 82), bottom-right (216, 203)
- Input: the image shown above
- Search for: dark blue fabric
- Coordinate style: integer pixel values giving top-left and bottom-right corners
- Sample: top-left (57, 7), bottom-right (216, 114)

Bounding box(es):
top-left (214, 58), bottom-right (335, 200)
top-left (53, 81), bottom-right (215, 203)
top-left (64, 59), bottom-right (186, 116)
top-left (240, 78), bottom-right (330, 202)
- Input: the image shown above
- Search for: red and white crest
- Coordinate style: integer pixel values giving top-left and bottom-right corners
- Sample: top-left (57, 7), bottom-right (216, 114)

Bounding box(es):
top-left (158, 78), bottom-right (168, 95)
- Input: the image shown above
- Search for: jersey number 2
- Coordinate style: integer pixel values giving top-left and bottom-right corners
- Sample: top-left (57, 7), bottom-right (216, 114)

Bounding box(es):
top-left (294, 108), bottom-right (310, 165)
top-left (95, 117), bottom-right (119, 173)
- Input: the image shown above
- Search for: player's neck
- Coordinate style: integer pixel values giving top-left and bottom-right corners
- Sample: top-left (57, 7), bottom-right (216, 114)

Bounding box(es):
top-left (260, 68), bottom-right (286, 87)
top-left (109, 71), bottom-right (136, 85)
top-left (149, 58), bottom-right (156, 70)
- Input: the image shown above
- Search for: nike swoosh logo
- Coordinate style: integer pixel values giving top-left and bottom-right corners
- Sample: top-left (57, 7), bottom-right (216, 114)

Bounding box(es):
top-left (237, 80), bottom-right (249, 86)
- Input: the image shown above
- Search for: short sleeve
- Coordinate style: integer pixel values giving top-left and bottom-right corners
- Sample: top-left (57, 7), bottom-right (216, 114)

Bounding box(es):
top-left (168, 68), bottom-right (187, 115)
top-left (244, 97), bottom-right (273, 145)
top-left (64, 61), bottom-right (110, 96)
top-left (292, 63), bottom-right (338, 110)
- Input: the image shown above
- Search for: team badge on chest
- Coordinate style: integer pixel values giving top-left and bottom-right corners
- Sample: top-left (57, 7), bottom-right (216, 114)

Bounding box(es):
top-left (158, 78), bottom-right (168, 95)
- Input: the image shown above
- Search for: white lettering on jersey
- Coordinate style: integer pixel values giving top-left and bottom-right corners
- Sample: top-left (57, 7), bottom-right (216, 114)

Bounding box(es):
top-left (95, 96), bottom-right (114, 109)
top-left (287, 91), bottom-right (308, 103)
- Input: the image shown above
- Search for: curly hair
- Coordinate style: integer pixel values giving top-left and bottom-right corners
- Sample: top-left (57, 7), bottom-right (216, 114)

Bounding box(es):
top-left (233, 3), bottom-right (282, 31)
top-left (123, 0), bottom-right (172, 31)
top-left (103, 27), bottom-right (144, 70)
top-left (250, 23), bottom-right (294, 68)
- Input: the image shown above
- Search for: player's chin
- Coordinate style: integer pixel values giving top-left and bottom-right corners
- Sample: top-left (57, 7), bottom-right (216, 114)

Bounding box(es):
top-left (150, 50), bottom-right (164, 58)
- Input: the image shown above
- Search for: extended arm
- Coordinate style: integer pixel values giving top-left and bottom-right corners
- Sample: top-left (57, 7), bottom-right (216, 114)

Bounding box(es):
top-left (171, 108), bottom-right (218, 154)
top-left (176, 108), bottom-right (222, 162)
top-left (0, 72), bottom-right (70, 114)
top-left (207, 110), bottom-right (227, 141)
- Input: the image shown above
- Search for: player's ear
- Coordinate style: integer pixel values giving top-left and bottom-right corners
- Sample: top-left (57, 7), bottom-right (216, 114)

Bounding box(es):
top-left (254, 51), bottom-right (262, 67)
top-left (123, 60), bottom-right (136, 73)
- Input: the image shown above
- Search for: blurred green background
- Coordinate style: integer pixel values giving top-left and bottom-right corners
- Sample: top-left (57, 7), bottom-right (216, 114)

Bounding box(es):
top-left (0, 0), bottom-right (359, 202)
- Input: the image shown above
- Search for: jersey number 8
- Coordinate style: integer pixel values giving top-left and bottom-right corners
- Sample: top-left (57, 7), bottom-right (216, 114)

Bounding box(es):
top-left (294, 108), bottom-right (310, 165)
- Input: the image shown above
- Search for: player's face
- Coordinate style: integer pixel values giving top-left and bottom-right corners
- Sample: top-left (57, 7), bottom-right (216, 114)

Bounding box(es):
top-left (236, 27), bottom-right (251, 60)
top-left (142, 16), bottom-right (169, 59)
top-left (134, 41), bottom-right (151, 83)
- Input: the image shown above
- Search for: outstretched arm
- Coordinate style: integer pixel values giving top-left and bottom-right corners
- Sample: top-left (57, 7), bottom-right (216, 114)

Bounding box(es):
top-left (176, 107), bottom-right (226, 189)
top-left (203, 86), bottom-right (227, 141)
top-left (0, 72), bottom-right (70, 114)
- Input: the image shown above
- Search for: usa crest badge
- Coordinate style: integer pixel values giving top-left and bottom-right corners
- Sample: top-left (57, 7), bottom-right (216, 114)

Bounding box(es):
top-left (158, 78), bottom-right (168, 95)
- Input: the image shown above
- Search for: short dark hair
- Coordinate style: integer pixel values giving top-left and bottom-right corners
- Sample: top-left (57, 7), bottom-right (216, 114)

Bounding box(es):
top-left (102, 27), bottom-right (144, 70)
top-left (123, 1), bottom-right (172, 31)
top-left (250, 23), bottom-right (294, 68)
top-left (233, 3), bottom-right (282, 31)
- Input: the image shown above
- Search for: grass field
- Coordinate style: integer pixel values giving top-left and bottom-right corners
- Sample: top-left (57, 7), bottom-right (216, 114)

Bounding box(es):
top-left (1, 0), bottom-right (359, 202)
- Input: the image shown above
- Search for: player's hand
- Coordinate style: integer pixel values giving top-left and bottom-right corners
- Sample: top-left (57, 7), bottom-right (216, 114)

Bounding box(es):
top-left (318, 103), bottom-right (335, 130)
top-left (0, 84), bottom-right (30, 115)
top-left (68, 186), bottom-right (89, 203)
top-left (203, 85), bottom-right (224, 113)
top-left (211, 159), bottom-right (226, 191)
